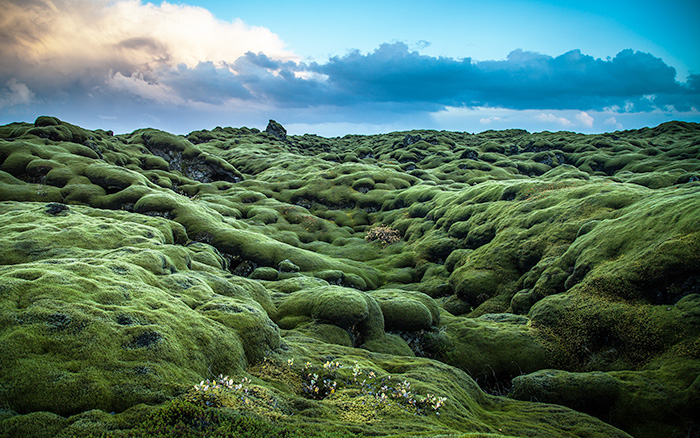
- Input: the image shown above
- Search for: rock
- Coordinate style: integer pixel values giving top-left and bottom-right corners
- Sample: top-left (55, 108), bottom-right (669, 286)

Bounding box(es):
top-left (278, 259), bottom-right (300, 273)
top-left (265, 119), bottom-right (287, 141)
top-left (141, 130), bottom-right (242, 184)
top-left (403, 134), bottom-right (422, 146)
top-left (45, 203), bottom-right (69, 216)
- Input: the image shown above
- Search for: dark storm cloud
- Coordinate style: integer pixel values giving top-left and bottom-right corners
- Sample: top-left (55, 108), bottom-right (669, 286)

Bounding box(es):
top-left (229, 52), bottom-right (339, 107)
top-left (309, 43), bottom-right (697, 111)
top-left (311, 43), bottom-right (476, 104)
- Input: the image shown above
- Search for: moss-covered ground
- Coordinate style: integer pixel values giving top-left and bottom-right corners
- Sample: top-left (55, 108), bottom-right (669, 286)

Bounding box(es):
top-left (1, 116), bottom-right (699, 437)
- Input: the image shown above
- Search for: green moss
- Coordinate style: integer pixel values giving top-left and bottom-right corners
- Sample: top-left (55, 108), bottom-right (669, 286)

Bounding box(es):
top-left (369, 289), bottom-right (439, 332)
top-left (0, 119), bottom-right (698, 437)
top-left (198, 298), bottom-right (280, 363)
top-left (439, 313), bottom-right (550, 387)
top-left (275, 286), bottom-right (382, 339)
top-left (450, 269), bottom-right (499, 306)
top-left (512, 369), bottom-right (621, 418)
top-left (251, 266), bottom-right (278, 280)
top-left (0, 411), bottom-right (69, 438)
top-left (0, 204), bottom-right (292, 416)
top-left (361, 333), bottom-right (414, 356)
top-left (295, 322), bottom-right (354, 347)
top-left (512, 353), bottom-right (700, 438)
top-left (245, 206), bottom-right (280, 224)
top-left (0, 259), bottom-right (249, 415)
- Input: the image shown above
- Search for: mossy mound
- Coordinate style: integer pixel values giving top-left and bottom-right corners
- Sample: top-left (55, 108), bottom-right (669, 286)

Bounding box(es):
top-left (512, 350), bottom-right (700, 438)
top-left (0, 202), bottom-right (279, 416)
top-left (274, 285), bottom-right (385, 345)
top-left (368, 289), bottom-right (440, 332)
top-left (1, 117), bottom-right (699, 437)
top-left (436, 313), bottom-right (550, 389)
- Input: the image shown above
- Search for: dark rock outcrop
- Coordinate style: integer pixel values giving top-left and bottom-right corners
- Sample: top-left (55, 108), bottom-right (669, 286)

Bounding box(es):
top-left (266, 119), bottom-right (287, 141)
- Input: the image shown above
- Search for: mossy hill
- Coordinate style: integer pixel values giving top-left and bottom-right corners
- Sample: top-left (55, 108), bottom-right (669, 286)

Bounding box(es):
top-left (1, 116), bottom-right (699, 438)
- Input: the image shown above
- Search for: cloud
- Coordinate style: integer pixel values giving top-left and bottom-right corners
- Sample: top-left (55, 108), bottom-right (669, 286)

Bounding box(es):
top-left (605, 117), bottom-right (624, 130)
top-left (310, 43), bottom-right (697, 112)
top-left (536, 113), bottom-right (572, 127)
top-left (576, 111), bottom-right (594, 128)
top-left (0, 78), bottom-right (35, 109)
top-left (312, 43), bottom-right (474, 106)
top-left (0, 0), bottom-right (295, 98)
top-left (479, 116), bottom-right (502, 125)
top-left (106, 71), bottom-right (184, 105)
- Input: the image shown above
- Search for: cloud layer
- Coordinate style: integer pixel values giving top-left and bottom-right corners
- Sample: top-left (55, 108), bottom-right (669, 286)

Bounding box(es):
top-left (0, 0), bottom-right (698, 134)
top-left (310, 44), bottom-right (699, 112)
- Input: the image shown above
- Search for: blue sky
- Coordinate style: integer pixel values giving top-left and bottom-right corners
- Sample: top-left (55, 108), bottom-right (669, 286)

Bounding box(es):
top-left (0, 0), bottom-right (698, 136)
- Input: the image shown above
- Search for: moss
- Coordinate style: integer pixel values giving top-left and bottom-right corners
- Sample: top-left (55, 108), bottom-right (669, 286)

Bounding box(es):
top-left (295, 322), bottom-right (354, 347)
top-left (450, 269), bottom-right (499, 306)
top-left (0, 118), bottom-right (698, 437)
top-left (251, 266), bottom-right (278, 280)
top-left (185, 242), bottom-right (228, 270)
top-left (439, 313), bottom-right (550, 387)
top-left (245, 206), bottom-right (280, 224)
top-left (140, 154), bottom-right (170, 171)
top-left (84, 163), bottom-right (148, 192)
top-left (2, 152), bottom-right (36, 177)
top-left (361, 333), bottom-right (414, 356)
top-left (527, 288), bottom-right (692, 370)
top-left (369, 289), bottom-right (439, 332)
top-left (197, 298), bottom-right (280, 363)
top-left (0, 204), bottom-right (283, 416)
top-left (512, 369), bottom-right (621, 418)
top-left (512, 354), bottom-right (700, 438)
top-left (443, 295), bottom-right (473, 315)
top-left (0, 259), bottom-right (249, 415)
top-left (275, 285), bottom-right (384, 344)
top-left (0, 411), bottom-right (69, 438)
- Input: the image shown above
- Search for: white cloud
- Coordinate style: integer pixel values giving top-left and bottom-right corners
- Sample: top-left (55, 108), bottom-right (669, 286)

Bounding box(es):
top-left (576, 111), bottom-right (594, 127)
top-left (293, 71), bottom-right (329, 81)
top-left (604, 116), bottom-right (623, 130)
top-left (419, 107), bottom-right (612, 135)
top-left (536, 113), bottom-right (572, 126)
top-left (106, 71), bottom-right (184, 105)
top-left (109, 1), bottom-right (297, 68)
top-left (479, 116), bottom-right (502, 124)
top-left (0, 78), bottom-right (35, 109)
top-left (0, 0), bottom-right (296, 84)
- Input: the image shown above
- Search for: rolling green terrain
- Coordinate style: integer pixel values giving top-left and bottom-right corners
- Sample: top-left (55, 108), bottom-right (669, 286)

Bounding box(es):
top-left (0, 116), bottom-right (698, 438)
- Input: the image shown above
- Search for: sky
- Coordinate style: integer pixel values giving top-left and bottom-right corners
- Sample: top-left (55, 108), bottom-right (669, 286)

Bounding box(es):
top-left (0, 0), bottom-right (699, 136)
